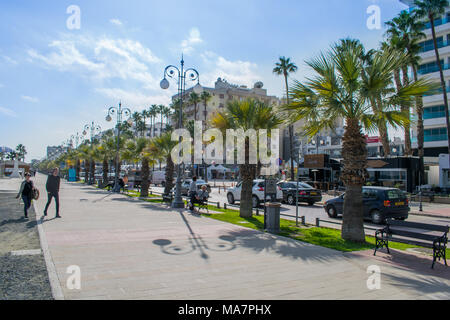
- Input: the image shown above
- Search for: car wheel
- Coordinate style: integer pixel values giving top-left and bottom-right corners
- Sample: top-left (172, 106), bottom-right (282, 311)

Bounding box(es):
top-left (308, 201), bottom-right (315, 206)
top-left (371, 210), bottom-right (384, 224)
top-left (287, 195), bottom-right (295, 205)
top-left (227, 193), bottom-right (235, 204)
top-left (252, 196), bottom-right (259, 208)
top-left (327, 205), bottom-right (338, 218)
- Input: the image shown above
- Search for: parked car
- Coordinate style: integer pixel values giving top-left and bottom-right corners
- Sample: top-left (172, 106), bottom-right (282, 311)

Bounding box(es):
top-left (278, 181), bottom-right (322, 206)
top-left (323, 187), bottom-right (410, 224)
top-left (174, 179), bottom-right (212, 196)
top-left (227, 179), bottom-right (283, 208)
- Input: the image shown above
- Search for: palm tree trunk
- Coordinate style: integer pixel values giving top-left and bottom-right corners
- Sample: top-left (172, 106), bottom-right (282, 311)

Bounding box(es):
top-left (412, 65), bottom-right (425, 185)
top-left (430, 15), bottom-right (450, 154)
top-left (76, 159), bottom-right (80, 181)
top-left (90, 159), bottom-right (96, 185)
top-left (401, 65), bottom-right (412, 156)
top-left (164, 155), bottom-right (175, 195)
top-left (102, 158), bottom-right (108, 187)
top-left (240, 139), bottom-right (255, 218)
top-left (340, 118), bottom-right (367, 243)
top-left (285, 74), bottom-right (295, 180)
top-left (84, 160), bottom-right (89, 183)
top-left (373, 96), bottom-right (390, 156)
top-left (140, 158), bottom-right (150, 197)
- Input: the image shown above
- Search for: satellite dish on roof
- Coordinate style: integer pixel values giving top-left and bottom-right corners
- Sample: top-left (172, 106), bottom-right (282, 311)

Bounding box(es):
top-left (254, 81), bottom-right (264, 89)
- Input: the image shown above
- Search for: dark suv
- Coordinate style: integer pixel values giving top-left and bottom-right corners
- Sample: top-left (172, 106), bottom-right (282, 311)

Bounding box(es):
top-left (324, 187), bottom-right (409, 224)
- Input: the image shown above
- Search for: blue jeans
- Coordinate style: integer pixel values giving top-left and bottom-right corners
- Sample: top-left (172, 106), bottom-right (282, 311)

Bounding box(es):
top-left (22, 195), bottom-right (31, 217)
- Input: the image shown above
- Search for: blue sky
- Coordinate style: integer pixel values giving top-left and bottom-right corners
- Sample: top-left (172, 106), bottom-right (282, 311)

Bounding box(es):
top-left (0, 0), bottom-right (408, 160)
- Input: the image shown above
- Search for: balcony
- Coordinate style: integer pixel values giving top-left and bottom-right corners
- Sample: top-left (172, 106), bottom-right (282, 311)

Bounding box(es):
top-left (418, 62), bottom-right (450, 75)
top-left (424, 86), bottom-right (450, 96)
top-left (419, 40), bottom-right (449, 53)
top-left (422, 17), bottom-right (449, 30)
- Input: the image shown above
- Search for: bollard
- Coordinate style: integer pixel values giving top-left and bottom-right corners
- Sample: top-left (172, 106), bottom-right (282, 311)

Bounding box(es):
top-left (316, 218), bottom-right (320, 227)
top-left (217, 202), bottom-right (220, 209)
top-left (256, 209), bottom-right (259, 216)
top-left (224, 203), bottom-right (227, 210)
top-left (301, 216), bottom-right (305, 225)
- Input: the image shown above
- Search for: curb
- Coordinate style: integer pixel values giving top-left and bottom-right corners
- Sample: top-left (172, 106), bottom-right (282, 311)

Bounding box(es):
top-left (409, 211), bottom-right (450, 219)
top-left (32, 200), bottom-right (65, 300)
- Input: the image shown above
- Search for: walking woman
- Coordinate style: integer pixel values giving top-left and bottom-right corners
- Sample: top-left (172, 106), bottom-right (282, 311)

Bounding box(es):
top-left (16, 172), bottom-right (34, 219)
top-left (44, 168), bottom-right (61, 218)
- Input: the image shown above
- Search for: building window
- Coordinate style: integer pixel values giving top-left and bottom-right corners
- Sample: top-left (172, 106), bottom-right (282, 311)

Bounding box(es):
top-left (418, 60), bottom-right (445, 75)
top-left (228, 95), bottom-right (233, 100)
top-left (219, 103), bottom-right (224, 108)
top-left (424, 127), bottom-right (448, 142)
top-left (424, 105), bottom-right (446, 119)
top-left (219, 94), bottom-right (225, 99)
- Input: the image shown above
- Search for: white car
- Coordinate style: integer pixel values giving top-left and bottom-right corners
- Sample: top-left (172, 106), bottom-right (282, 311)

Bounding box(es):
top-left (227, 179), bottom-right (283, 208)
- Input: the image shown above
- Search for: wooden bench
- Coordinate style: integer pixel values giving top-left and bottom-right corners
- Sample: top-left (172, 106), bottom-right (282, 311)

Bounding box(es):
top-left (195, 200), bottom-right (209, 213)
top-left (162, 193), bottom-right (174, 205)
top-left (374, 219), bottom-right (448, 269)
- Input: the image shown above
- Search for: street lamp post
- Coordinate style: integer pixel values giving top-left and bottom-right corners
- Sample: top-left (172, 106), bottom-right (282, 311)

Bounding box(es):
top-left (160, 56), bottom-right (202, 209)
top-left (83, 122), bottom-right (101, 184)
top-left (106, 102), bottom-right (132, 193)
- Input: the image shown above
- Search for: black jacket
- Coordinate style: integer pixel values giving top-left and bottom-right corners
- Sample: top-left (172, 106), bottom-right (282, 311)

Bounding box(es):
top-left (46, 175), bottom-right (60, 193)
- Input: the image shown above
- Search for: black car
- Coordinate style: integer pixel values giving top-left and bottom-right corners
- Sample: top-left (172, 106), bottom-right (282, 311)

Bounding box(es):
top-left (324, 187), bottom-right (410, 224)
top-left (278, 181), bottom-right (322, 206)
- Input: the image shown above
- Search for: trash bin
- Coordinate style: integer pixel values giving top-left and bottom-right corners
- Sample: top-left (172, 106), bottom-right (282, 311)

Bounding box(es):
top-left (265, 202), bottom-right (280, 233)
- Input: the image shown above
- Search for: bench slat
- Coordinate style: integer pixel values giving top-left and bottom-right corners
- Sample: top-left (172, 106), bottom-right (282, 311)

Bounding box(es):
top-left (387, 219), bottom-right (449, 233)
top-left (389, 237), bottom-right (434, 248)
top-left (388, 229), bottom-right (444, 242)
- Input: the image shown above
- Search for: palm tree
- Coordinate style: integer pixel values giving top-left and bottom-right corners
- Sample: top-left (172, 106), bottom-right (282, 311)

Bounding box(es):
top-left (122, 137), bottom-right (155, 197)
top-left (273, 56), bottom-right (298, 180)
top-left (415, 0), bottom-right (450, 155)
top-left (149, 105), bottom-right (159, 137)
top-left (6, 151), bottom-right (17, 161)
top-left (131, 112), bottom-right (143, 137)
top-left (141, 109), bottom-right (150, 137)
top-left (284, 39), bottom-right (433, 242)
top-left (386, 10), bottom-right (427, 156)
top-left (161, 106), bottom-right (172, 133)
top-left (96, 131), bottom-right (116, 187)
top-left (211, 99), bottom-right (283, 218)
top-left (188, 92), bottom-right (201, 121)
top-left (386, 10), bottom-right (428, 180)
top-left (200, 91), bottom-right (212, 181)
top-left (15, 144), bottom-right (27, 162)
top-left (148, 132), bottom-right (178, 195)
top-left (77, 144), bottom-right (91, 183)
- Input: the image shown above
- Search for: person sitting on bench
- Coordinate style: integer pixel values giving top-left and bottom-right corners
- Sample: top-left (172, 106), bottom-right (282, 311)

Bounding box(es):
top-left (190, 185), bottom-right (209, 213)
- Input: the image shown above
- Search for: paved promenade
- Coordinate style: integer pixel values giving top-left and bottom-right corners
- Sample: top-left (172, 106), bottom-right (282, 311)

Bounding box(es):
top-left (1, 175), bottom-right (449, 300)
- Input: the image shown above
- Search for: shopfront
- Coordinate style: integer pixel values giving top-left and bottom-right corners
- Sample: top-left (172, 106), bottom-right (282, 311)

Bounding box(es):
top-left (366, 157), bottom-right (420, 193)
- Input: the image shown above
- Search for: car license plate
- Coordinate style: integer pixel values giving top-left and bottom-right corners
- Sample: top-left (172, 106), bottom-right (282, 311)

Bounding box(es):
top-left (395, 201), bottom-right (404, 206)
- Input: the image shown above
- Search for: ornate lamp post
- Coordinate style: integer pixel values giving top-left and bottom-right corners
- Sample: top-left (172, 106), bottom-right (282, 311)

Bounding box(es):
top-left (106, 102), bottom-right (133, 193)
top-left (83, 121), bottom-right (102, 143)
top-left (160, 56), bottom-right (203, 208)
top-left (82, 122), bottom-right (101, 184)
top-left (71, 132), bottom-right (82, 149)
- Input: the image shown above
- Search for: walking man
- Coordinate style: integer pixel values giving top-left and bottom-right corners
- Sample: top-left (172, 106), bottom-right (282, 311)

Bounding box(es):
top-left (44, 168), bottom-right (61, 218)
top-left (16, 172), bottom-right (34, 219)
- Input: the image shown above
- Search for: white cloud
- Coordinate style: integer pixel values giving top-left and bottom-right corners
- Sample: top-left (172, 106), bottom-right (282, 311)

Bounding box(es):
top-left (0, 106), bottom-right (17, 117)
top-left (200, 51), bottom-right (261, 87)
top-left (110, 19), bottom-right (123, 26)
top-left (28, 35), bottom-right (162, 90)
top-left (21, 95), bottom-right (39, 103)
top-left (181, 28), bottom-right (203, 54)
top-left (2, 55), bottom-right (18, 65)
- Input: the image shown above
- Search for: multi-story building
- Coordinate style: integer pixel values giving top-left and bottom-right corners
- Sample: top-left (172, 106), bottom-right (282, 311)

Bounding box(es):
top-left (400, 0), bottom-right (449, 158)
top-left (174, 77), bottom-right (281, 124)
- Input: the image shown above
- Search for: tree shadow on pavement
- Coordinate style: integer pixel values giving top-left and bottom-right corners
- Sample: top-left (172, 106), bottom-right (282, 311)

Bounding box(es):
top-left (348, 249), bottom-right (450, 281)
top-left (382, 272), bottom-right (450, 297)
top-left (216, 228), bottom-right (347, 264)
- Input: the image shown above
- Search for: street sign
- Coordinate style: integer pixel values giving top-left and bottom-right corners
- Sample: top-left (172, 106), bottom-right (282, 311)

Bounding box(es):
top-left (265, 179), bottom-right (278, 194)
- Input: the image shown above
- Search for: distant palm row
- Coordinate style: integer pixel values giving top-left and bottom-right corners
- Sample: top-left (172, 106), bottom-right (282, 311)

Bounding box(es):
top-left (37, 0), bottom-right (449, 243)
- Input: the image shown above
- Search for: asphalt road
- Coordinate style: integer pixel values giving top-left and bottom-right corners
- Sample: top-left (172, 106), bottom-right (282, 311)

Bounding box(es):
top-left (149, 186), bottom-right (450, 236)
